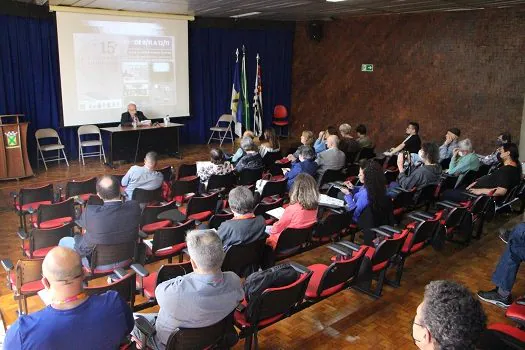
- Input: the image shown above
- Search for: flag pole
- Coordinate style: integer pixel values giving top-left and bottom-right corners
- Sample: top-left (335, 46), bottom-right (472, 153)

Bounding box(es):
top-left (253, 53), bottom-right (259, 133)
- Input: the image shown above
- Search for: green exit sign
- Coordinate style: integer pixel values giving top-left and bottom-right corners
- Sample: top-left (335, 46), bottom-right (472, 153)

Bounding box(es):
top-left (361, 64), bottom-right (373, 72)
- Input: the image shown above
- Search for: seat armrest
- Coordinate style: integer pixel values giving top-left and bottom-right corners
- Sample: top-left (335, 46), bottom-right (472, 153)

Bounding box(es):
top-left (74, 197), bottom-right (86, 206)
top-left (407, 214), bottom-right (426, 222)
top-left (371, 228), bottom-right (393, 238)
top-left (134, 315), bottom-right (157, 338)
top-left (515, 300), bottom-right (525, 306)
top-left (436, 201), bottom-right (459, 209)
top-left (461, 191), bottom-right (478, 198)
top-left (328, 207), bottom-right (345, 215)
top-left (1, 259), bottom-right (14, 272)
top-left (130, 264), bottom-right (149, 278)
top-left (182, 248), bottom-right (189, 255)
top-left (26, 207), bottom-right (36, 214)
top-left (138, 230), bottom-right (148, 239)
top-left (337, 241), bottom-right (361, 251)
top-left (411, 211), bottom-right (433, 219)
top-left (327, 243), bottom-right (353, 256)
top-left (113, 268), bottom-right (127, 279)
top-left (16, 230), bottom-right (28, 240)
top-left (222, 207), bottom-right (233, 214)
top-left (379, 225), bottom-right (401, 234)
top-left (288, 262), bottom-right (311, 274)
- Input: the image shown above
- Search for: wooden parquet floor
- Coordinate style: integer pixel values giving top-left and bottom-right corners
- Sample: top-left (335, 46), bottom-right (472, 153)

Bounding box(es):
top-left (0, 140), bottom-right (524, 349)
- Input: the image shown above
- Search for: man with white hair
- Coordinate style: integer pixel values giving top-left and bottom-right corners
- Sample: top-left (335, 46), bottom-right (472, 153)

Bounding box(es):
top-left (447, 138), bottom-right (480, 176)
top-left (315, 134), bottom-right (346, 178)
top-left (121, 151), bottom-right (163, 200)
top-left (4, 247), bottom-right (134, 349)
top-left (121, 102), bottom-right (147, 125)
top-left (133, 229), bottom-right (243, 349)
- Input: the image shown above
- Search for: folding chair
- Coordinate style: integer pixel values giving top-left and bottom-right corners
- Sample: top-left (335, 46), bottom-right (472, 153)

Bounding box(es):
top-left (176, 163), bottom-right (197, 180)
top-left (178, 192), bottom-right (220, 223)
top-left (30, 198), bottom-right (75, 229)
top-left (273, 225), bottom-right (315, 261)
top-left (1, 258), bottom-right (44, 314)
top-left (20, 222), bottom-right (74, 259)
top-left (143, 220), bottom-right (194, 264)
top-left (35, 128), bottom-right (69, 170)
top-left (222, 238), bottom-right (266, 278)
top-left (12, 184), bottom-right (54, 232)
top-left (83, 241), bottom-right (136, 281)
top-left (257, 178), bottom-right (287, 203)
top-left (85, 269), bottom-right (137, 310)
top-left (208, 114), bottom-right (234, 146)
top-left (140, 201), bottom-right (178, 235)
top-left (64, 177), bottom-right (97, 202)
top-left (171, 177), bottom-right (200, 204)
top-left (77, 125), bottom-right (106, 165)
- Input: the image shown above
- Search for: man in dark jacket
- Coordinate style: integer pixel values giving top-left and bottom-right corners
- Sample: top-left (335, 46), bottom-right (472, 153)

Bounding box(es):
top-left (59, 175), bottom-right (141, 262)
top-left (121, 102), bottom-right (147, 125)
top-left (217, 186), bottom-right (266, 252)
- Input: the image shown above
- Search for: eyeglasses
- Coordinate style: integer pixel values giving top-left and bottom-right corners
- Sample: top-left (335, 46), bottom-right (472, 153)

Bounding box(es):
top-left (411, 317), bottom-right (426, 343)
top-left (42, 272), bottom-right (83, 285)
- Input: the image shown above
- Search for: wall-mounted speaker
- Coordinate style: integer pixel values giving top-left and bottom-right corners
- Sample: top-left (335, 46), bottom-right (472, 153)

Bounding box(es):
top-left (308, 21), bottom-right (323, 42)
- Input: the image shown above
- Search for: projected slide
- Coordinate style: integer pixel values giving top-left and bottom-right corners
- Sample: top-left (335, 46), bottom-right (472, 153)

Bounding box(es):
top-left (56, 12), bottom-right (190, 127)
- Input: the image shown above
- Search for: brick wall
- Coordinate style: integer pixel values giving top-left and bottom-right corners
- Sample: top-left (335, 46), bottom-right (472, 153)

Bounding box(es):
top-left (291, 8), bottom-right (525, 154)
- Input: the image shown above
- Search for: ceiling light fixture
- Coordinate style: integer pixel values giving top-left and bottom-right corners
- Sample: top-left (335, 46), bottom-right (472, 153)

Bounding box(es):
top-left (230, 12), bottom-right (262, 18)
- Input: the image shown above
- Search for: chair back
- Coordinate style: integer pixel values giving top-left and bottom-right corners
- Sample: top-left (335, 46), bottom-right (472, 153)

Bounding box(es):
top-left (157, 261), bottom-right (193, 285)
top-left (35, 128), bottom-right (60, 140)
top-left (19, 184), bottom-right (54, 208)
top-left (85, 271), bottom-right (136, 308)
top-left (247, 271), bottom-right (311, 323)
top-left (260, 179), bottom-right (287, 200)
top-left (470, 195), bottom-right (496, 222)
top-left (222, 238), bottom-right (266, 277)
top-left (392, 190), bottom-right (416, 210)
top-left (207, 173), bottom-right (236, 193)
top-left (217, 114), bottom-right (234, 123)
top-left (273, 105), bottom-right (288, 119)
top-left (477, 164), bottom-right (491, 177)
top-left (313, 212), bottom-right (350, 239)
top-left (152, 221), bottom-right (193, 253)
top-left (65, 177), bottom-right (97, 199)
top-left (275, 226), bottom-right (314, 254)
top-left (131, 187), bottom-right (163, 204)
top-left (177, 163), bottom-right (197, 180)
top-left (208, 213), bottom-right (234, 230)
top-left (238, 168), bottom-right (264, 186)
top-left (262, 150), bottom-right (282, 167)
top-left (140, 201), bottom-right (178, 227)
top-left (36, 198), bottom-right (75, 225)
top-left (254, 198), bottom-right (284, 217)
top-left (357, 147), bottom-right (375, 160)
top-left (314, 248), bottom-right (365, 297)
top-left (444, 206), bottom-right (470, 228)
top-left (185, 192), bottom-right (220, 218)
top-left (166, 313), bottom-right (237, 350)
top-left (171, 177), bottom-right (199, 197)
top-left (456, 170), bottom-right (479, 189)
top-left (318, 169), bottom-right (344, 187)
top-left (16, 258), bottom-right (44, 291)
top-left (158, 166), bottom-right (174, 183)
top-left (86, 195), bottom-right (104, 205)
top-left (371, 231), bottom-right (408, 268)
top-left (91, 241), bottom-right (136, 268)
top-left (440, 157), bottom-right (451, 170)
top-left (77, 125), bottom-right (101, 136)
top-left (415, 184), bottom-right (437, 207)
top-left (406, 219), bottom-right (439, 253)
top-left (31, 223), bottom-right (74, 254)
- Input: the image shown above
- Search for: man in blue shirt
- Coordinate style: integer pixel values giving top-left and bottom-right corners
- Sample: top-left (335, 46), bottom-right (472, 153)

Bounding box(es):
top-left (4, 247), bottom-right (134, 349)
top-left (121, 151), bottom-right (163, 200)
top-left (285, 145), bottom-right (318, 190)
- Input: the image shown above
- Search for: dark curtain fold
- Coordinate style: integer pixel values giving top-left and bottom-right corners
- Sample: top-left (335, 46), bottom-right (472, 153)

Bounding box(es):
top-left (0, 14), bottom-right (294, 163)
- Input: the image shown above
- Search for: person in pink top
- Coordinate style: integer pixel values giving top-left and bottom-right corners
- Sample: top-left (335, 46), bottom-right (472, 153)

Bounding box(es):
top-left (266, 173), bottom-right (319, 249)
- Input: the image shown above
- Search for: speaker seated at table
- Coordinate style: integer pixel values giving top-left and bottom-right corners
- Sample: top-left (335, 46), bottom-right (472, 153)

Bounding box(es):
top-left (120, 102), bottom-right (147, 126)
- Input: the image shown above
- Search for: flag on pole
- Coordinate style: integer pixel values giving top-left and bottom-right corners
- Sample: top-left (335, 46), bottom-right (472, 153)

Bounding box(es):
top-left (253, 53), bottom-right (263, 137)
top-left (240, 46), bottom-right (251, 131)
top-left (230, 49), bottom-right (243, 137)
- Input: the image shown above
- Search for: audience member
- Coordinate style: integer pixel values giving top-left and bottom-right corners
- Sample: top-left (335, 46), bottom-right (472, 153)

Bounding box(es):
top-left (384, 121), bottom-right (421, 156)
top-left (231, 131), bottom-right (255, 163)
top-left (285, 145), bottom-right (318, 190)
top-left (266, 174), bottom-right (319, 249)
top-left (59, 176), bottom-right (140, 267)
top-left (438, 127), bottom-right (461, 161)
top-left (314, 125), bottom-right (337, 154)
top-left (446, 138), bottom-right (480, 177)
top-left (356, 124), bottom-right (373, 149)
top-left (121, 102), bottom-right (147, 125)
top-left (132, 230), bottom-right (243, 349)
top-left (287, 130), bottom-right (314, 162)
top-left (413, 280), bottom-right (486, 350)
top-left (197, 148), bottom-right (234, 189)
top-left (478, 132), bottom-right (511, 166)
top-left (235, 137), bottom-right (264, 173)
top-left (217, 186), bottom-right (266, 251)
top-left (4, 247), bottom-right (134, 349)
top-left (388, 143), bottom-right (441, 197)
top-left (339, 123), bottom-right (361, 160)
top-left (315, 135), bottom-right (346, 178)
top-left (477, 221), bottom-right (525, 308)
top-left (340, 160), bottom-right (389, 224)
top-left (259, 128), bottom-right (280, 158)
top-left (444, 143), bottom-right (521, 202)
top-left (121, 151), bottom-right (163, 200)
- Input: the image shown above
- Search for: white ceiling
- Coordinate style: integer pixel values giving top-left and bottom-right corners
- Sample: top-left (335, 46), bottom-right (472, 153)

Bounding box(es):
top-left (17, 0), bottom-right (525, 20)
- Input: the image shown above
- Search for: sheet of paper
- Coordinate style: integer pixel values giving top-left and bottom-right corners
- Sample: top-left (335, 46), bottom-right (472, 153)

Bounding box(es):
top-left (319, 194), bottom-right (345, 207)
top-left (266, 207), bottom-right (285, 220)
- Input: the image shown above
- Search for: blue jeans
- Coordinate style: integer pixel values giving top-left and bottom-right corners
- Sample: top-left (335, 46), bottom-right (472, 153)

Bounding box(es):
top-left (386, 182), bottom-right (400, 198)
top-left (492, 222), bottom-right (525, 292)
top-left (58, 236), bottom-right (129, 271)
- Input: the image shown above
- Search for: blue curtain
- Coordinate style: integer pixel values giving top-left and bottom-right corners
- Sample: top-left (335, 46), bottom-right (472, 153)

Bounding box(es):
top-left (0, 14), bottom-right (295, 162)
top-left (185, 25), bottom-right (294, 144)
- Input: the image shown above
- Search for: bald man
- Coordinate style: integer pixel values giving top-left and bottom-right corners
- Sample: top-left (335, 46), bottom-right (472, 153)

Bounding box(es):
top-left (121, 102), bottom-right (147, 126)
top-left (4, 247), bottom-right (134, 349)
top-left (315, 134), bottom-right (346, 178)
